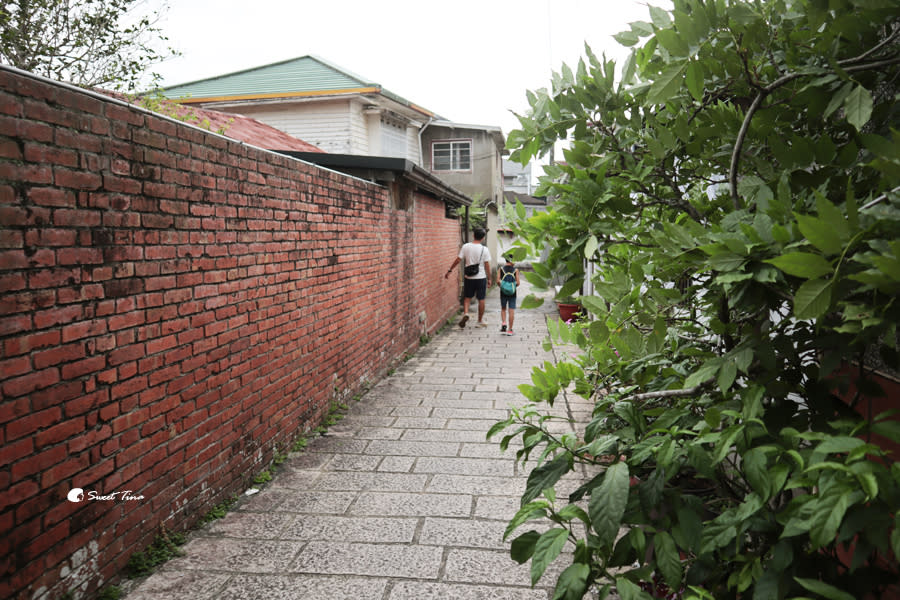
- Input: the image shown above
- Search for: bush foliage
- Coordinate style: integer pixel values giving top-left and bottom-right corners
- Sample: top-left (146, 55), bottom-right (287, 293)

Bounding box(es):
top-left (494, 1), bottom-right (900, 599)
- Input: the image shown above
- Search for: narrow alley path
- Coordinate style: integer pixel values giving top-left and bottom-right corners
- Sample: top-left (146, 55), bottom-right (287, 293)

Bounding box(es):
top-left (124, 280), bottom-right (594, 600)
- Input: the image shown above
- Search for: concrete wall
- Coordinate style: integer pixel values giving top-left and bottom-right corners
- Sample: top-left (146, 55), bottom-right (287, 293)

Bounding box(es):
top-left (0, 67), bottom-right (461, 600)
top-left (422, 126), bottom-right (502, 205)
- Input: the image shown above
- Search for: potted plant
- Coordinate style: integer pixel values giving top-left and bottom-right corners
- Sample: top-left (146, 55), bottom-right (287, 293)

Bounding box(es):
top-left (556, 297), bottom-right (583, 322)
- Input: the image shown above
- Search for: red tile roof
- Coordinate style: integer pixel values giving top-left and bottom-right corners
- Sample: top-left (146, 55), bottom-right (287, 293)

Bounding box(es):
top-left (102, 90), bottom-right (323, 153)
top-left (176, 105), bottom-right (324, 153)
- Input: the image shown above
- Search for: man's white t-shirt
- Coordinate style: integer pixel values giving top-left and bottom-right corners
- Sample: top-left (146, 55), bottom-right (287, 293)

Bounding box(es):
top-left (459, 242), bottom-right (491, 279)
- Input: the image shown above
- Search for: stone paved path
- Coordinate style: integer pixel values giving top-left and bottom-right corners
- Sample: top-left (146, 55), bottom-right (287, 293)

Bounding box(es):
top-left (124, 280), bottom-right (594, 600)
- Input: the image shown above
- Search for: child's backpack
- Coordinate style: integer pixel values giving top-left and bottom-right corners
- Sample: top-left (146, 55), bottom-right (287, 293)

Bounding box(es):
top-left (500, 268), bottom-right (517, 296)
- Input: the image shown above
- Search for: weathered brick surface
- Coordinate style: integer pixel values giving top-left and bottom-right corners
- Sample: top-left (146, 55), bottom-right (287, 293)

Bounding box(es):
top-left (0, 68), bottom-right (462, 599)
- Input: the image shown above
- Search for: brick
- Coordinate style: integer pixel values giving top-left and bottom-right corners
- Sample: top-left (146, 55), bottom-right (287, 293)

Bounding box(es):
top-left (2, 368), bottom-right (60, 398)
top-left (10, 444), bottom-right (66, 482)
top-left (33, 305), bottom-right (83, 329)
top-left (0, 435), bottom-right (33, 468)
top-left (61, 319), bottom-right (107, 343)
top-left (61, 355), bottom-right (106, 379)
top-left (32, 342), bottom-right (85, 369)
top-left (0, 355), bottom-right (31, 378)
top-left (34, 417), bottom-right (85, 450)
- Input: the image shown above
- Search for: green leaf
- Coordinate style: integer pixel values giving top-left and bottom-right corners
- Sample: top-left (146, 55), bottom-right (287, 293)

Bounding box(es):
top-left (809, 490), bottom-right (855, 549)
top-left (793, 278), bottom-right (832, 320)
top-left (685, 358), bottom-right (721, 388)
top-left (505, 501), bottom-right (550, 539)
top-left (717, 361), bottom-right (737, 393)
top-left (656, 28), bottom-right (689, 56)
top-left (765, 252), bottom-right (833, 279)
top-left (552, 563), bottom-right (591, 600)
top-left (520, 294), bottom-right (545, 309)
top-left (584, 235), bottom-right (599, 260)
top-left (614, 30), bottom-right (641, 47)
top-left (844, 85), bottom-right (873, 131)
top-left (794, 577), bottom-right (856, 600)
top-left (686, 61), bottom-right (704, 101)
top-left (813, 436), bottom-right (865, 456)
top-left (523, 455), bottom-right (571, 504)
top-left (510, 530), bottom-right (540, 564)
top-left (589, 461), bottom-right (630, 546)
top-left (743, 447), bottom-right (770, 499)
top-left (617, 577), bottom-right (654, 600)
top-left (654, 531), bottom-right (683, 590)
top-left (531, 528), bottom-right (569, 586)
top-left (795, 214), bottom-right (844, 256)
top-left (647, 63), bottom-right (686, 105)
top-left (649, 5), bottom-right (672, 28)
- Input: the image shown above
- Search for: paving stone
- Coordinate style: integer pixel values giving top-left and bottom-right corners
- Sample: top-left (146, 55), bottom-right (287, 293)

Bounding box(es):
top-left (427, 474), bottom-right (526, 496)
top-left (377, 456), bottom-right (415, 472)
top-left (443, 548), bottom-right (553, 587)
top-left (283, 452), bottom-right (331, 470)
top-left (447, 418), bottom-right (509, 431)
top-left (350, 426), bottom-right (403, 440)
top-left (432, 407), bottom-right (511, 420)
top-left (310, 471), bottom-right (428, 492)
top-left (414, 457), bottom-right (515, 477)
top-left (401, 428), bottom-right (487, 443)
top-left (276, 491), bottom-right (357, 514)
top-left (306, 437), bottom-right (370, 454)
top-left (282, 515), bottom-right (417, 543)
top-left (123, 571), bottom-right (229, 600)
top-left (474, 496), bottom-right (521, 520)
top-left (324, 453), bottom-right (384, 471)
top-left (388, 581), bottom-right (549, 600)
top-left (364, 439), bottom-right (461, 457)
top-left (418, 517), bottom-right (508, 549)
top-left (266, 469), bottom-right (322, 490)
top-left (389, 405), bottom-right (432, 417)
top-left (350, 492), bottom-right (472, 517)
top-left (166, 538), bottom-right (303, 573)
top-left (205, 511), bottom-right (297, 539)
top-left (391, 416), bottom-right (448, 429)
top-left (290, 542), bottom-right (442, 578)
top-left (235, 489), bottom-right (295, 512)
top-left (217, 574), bottom-right (387, 600)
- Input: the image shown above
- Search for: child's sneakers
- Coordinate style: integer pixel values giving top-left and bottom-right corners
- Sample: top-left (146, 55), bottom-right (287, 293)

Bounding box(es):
top-left (507, 330), bottom-right (514, 336)
top-left (500, 325), bottom-right (507, 332)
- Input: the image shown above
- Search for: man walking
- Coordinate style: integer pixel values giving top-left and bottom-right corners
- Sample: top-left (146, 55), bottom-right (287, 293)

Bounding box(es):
top-left (445, 228), bottom-right (492, 328)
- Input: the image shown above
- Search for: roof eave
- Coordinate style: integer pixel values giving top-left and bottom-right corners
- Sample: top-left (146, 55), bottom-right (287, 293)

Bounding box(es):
top-left (275, 152), bottom-right (472, 207)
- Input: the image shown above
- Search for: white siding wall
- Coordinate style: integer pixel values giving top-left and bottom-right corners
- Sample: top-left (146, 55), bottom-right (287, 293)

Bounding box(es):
top-left (236, 100), bottom-right (355, 154)
top-left (348, 100), bottom-right (370, 155)
top-left (406, 126), bottom-right (420, 165)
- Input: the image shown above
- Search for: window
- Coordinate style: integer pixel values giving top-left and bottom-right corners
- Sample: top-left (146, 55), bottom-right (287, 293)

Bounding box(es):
top-left (432, 140), bottom-right (471, 171)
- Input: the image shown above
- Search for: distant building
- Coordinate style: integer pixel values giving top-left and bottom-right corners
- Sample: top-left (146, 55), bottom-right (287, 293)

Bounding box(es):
top-left (503, 159), bottom-right (533, 195)
top-left (159, 55), bottom-right (507, 267)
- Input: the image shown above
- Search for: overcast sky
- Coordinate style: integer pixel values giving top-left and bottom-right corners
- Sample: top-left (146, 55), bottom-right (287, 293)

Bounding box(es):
top-left (147, 0), bottom-right (671, 138)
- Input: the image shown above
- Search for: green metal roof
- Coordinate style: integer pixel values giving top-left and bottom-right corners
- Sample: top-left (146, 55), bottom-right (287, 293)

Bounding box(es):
top-left (158, 55), bottom-right (423, 111)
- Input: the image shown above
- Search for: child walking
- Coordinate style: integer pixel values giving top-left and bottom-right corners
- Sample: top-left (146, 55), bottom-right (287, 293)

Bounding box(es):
top-left (496, 255), bottom-right (520, 335)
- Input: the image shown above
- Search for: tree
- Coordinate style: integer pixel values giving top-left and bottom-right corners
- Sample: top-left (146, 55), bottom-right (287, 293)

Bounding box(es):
top-left (0, 0), bottom-right (177, 91)
top-left (493, 0), bottom-right (900, 598)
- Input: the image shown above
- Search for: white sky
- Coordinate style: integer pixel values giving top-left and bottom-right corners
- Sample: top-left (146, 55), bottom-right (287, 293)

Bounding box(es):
top-left (147, 0), bottom-right (671, 138)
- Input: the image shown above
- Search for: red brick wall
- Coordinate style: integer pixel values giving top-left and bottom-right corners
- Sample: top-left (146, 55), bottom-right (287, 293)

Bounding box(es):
top-left (0, 68), bottom-right (461, 599)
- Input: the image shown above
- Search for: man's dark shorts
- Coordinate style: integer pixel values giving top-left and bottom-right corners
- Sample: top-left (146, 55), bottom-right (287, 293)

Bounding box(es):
top-left (464, 278), bottom-right (487, 300)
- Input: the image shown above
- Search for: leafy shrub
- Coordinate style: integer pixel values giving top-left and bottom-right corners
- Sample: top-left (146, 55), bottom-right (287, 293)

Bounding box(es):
top-left (495, 1), bottom-right (900, 598)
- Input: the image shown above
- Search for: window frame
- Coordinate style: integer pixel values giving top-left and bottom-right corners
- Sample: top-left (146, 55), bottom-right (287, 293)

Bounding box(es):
top-left (431, 139), bottom-right (473, 172)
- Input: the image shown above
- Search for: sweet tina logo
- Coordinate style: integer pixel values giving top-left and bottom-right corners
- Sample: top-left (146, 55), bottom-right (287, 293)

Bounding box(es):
top-left (66, 487), bottom-right (145, 502)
